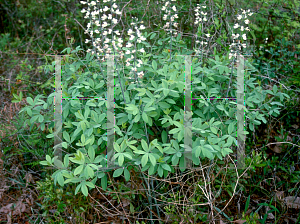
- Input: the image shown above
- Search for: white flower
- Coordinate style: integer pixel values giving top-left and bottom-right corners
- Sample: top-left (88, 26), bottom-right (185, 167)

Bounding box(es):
top-left (202, 5), bottom-right (206, 8)
top-left (90, 1), bottom-right (96, 6)
top-left (242, 43), bottom-right (247, 48)
top-left (138, 59), bottom-right (143, 64)
top-left (126, 62), bottom-right (131, 67)
top-left (118, 38), bottom-right (123, 43)
top-left (242, 34), bottom-right (247, 40)
top-left (248, 13), bottom-right (253, 16)
top-left (237, 15), bottom-right (242, 20)
top-left (203, 17), bottom-right (207, 22)
top-left (102, 22), bottom-right (108, 28)
top-left (138, 71), bottom-right (144, 78)
top-left (139, 25), bottom-right (146, 30)
top-left (101, 14), bottom-right (107, 20)
top-left (85, 39), bottom-right (90, 43)
top-left (128, 29), bottom-right (134, 35)
top-left (114, 30), bottom-right (120, 35)
top-left (240, 26), bottom-right (244, 31)
top-left (80, 1), bottom-right (87, 4)
top-left (81, 9), bottom-right (86, 13)
top-left (172, 6), bottom-right (176, 11)
top-left (115, 9), bottom-right (122, 15)
top-left (233, 33), bottom-right (239, 39)
top-left (234, 23), bottom-right (239, 29)
top-left (162, 6), bottom-right (166, 11)
top-left (245, 19), bottom-right (250, 24)
top-left (205, 33), bottom-right (210, 37)
top-left (108, 14), bottom-right (112, 20)
top-left (129, 35), bottom-right (135, 41)
top-left (245, 27), bottom-right (250, 31)
top-left (112, 18), bottom-right (118, 24)
top-left (112, 3), bottom-right (118, 8)
top-left (126, 42), bottom-right (133, 48)
top-left (103, 6), bottom-right (109, 12)
top-left (125, 50), bottom-right (131, 55)
top-left (139, 48), bottom-right (145, 53)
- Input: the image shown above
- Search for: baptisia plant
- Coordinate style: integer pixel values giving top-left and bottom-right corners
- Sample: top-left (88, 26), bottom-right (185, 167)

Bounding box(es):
top-left (18, 0), bottom-right (291, 197)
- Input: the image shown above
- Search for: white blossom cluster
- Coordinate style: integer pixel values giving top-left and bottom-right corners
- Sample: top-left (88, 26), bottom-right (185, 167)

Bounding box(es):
top-left (194, 3), bottom-right (209, 47)
top-left (161, 0), bottom-right (178, 36)
top-left (80, 0), bottom-right (147, 80)
top-left (228, 9), bottom-right (253, 59)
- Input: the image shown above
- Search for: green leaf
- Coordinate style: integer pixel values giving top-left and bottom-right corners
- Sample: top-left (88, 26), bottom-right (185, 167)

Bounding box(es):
top-left (161, 163), bottom-right (171, 171)
top-left (74, 165), bottom-right (84, 176)
top-left (62, 142), bottom-right (68, 149)
top-left (141, 139), bottom-right (148, 151)
top-left (161, 130), bottom-right (167, 144)
top-left (86, 165), bottom-right (94, 178)
top-left (169, 128), bottom-right (180, 134)
top-left (210, 126), bottom-right (218, 134)
top-left (30, 115), bottom-right (39, 124)
top-left (85, 181), bottom-right (95, 189)
top-left (26, 107), bottom-right (32, 117)
top-left (75, 183), bottom-right (82, 195)
top-left (57, 173), bottom-right (64, 187)
top-left (124, 168), bottom-right (130, 181)
top-left (27, 97), bottom-right (34, 105)
top-left (63, 131), bottom-right (71, 142)
top-left (202, 146), bottom-right (214, 160)
top-left (81, 183), bottom-right (88, 196)
top-left (114, 142), bottom-right (121, 152)
top-left (46, 155), bottom-right (52, 163)
top-left (118, 154), bottom-right (124, 166)
top-left (43, 103), bottom-right (48, 109)
top-left (88, 146), bottom-right (95, 161)
top-left (64, 155), bottom-right (69, 167)
top-left (142, 112), bottom-right (148, 123)
top-left (134, 113), bottom-right (140, 122)
top-left (141, 154), bottom-right (149, 167)
top-left (158, 166), bottom-right (163, 177)
top-left (81, 134), bottom-right (86, 145)
top-left (149, 154), bottom-right (156, 167)
top-left (46, 133), bottom-right (54, 138)
top-left (152, 60), bottom-right (157, 70)
top-left (113, 168), bottom-right (124, 177)
top-left (228, 121), bottom-right (235, 135)
top-left (273, 85), bottom-right (278, 94)
top-left (150, 33), bottom-right (156, 39)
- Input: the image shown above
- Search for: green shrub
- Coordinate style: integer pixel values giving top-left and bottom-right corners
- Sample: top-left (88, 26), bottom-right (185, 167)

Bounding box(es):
top-left (18, 40), bottom-right (290, 197)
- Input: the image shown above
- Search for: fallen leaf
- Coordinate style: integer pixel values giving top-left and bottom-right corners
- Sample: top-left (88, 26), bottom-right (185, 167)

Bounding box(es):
top-left (283, 196), bottom-right (300, 209)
